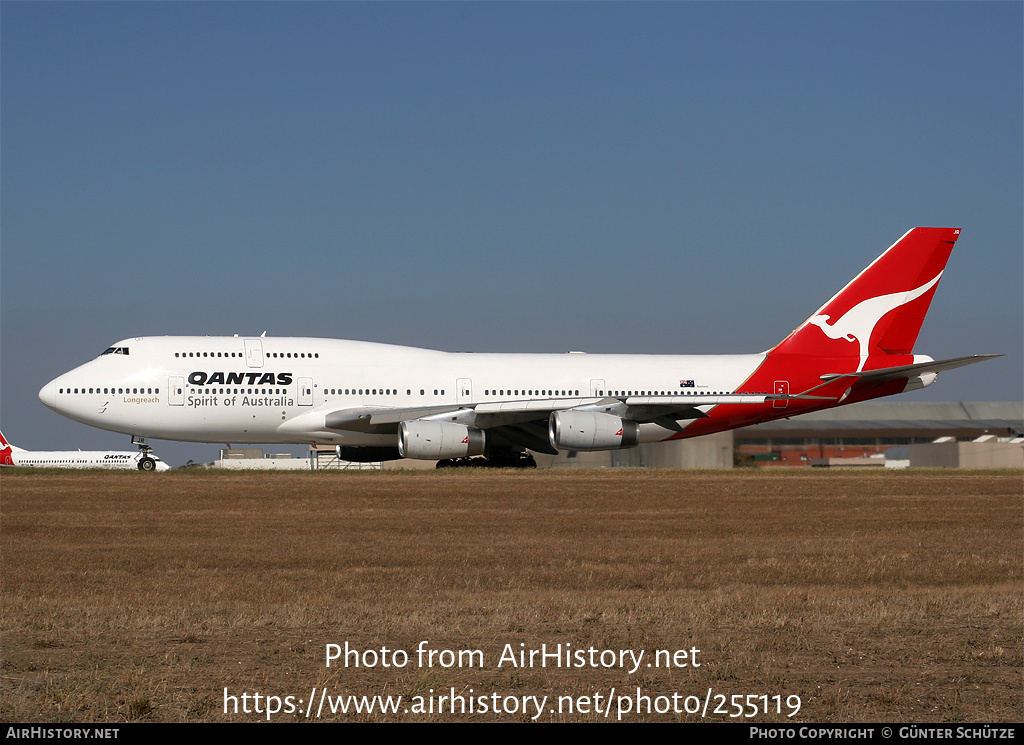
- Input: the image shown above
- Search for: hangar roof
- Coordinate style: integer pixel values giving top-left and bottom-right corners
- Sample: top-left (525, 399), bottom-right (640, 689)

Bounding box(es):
top-left (738, 402), bottom-right (1024, 435)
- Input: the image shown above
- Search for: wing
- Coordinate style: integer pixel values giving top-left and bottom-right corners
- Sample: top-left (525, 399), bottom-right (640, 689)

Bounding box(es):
top-left (322, 392), bottom-right (813, 455)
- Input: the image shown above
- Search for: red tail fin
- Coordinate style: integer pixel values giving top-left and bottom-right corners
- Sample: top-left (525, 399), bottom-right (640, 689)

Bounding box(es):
top-left (770, 227), bottom-right (960, 370)
top-left (0, 430), bottom-right (12, 466)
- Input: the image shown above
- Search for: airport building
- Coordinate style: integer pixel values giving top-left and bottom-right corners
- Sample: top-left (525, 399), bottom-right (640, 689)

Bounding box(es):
top-left (734, 401), bottom-right (1023, 469)
top-left (210, 402), bottom-right (1022, 470)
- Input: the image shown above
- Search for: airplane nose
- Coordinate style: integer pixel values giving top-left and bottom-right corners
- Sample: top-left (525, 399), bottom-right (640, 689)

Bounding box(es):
top-left (39, 380), bottom-right (57, 410)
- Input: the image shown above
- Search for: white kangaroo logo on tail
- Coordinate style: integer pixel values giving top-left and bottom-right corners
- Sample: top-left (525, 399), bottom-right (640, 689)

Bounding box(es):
top-left (808, 272), bottom-right (942, 371)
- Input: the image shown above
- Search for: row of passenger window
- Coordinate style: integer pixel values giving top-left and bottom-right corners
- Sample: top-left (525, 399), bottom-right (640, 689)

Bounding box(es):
top-left (322, 389), bottom-right (447, 396)
top-left (477, 389), bottom-right (739, 397)
top-left (57, 384), bottom-right (748, 399)
top-left (59, 387), bottom-right (158, 395)
top-left (23, 459), bottom-right (117, 464)
top-left (599, 390), bottom-right (738, 396)
top-left (311, 388), bottom-right (735, 399)
top-left (485, 389), bottom-right (581, 397)
top-left (174, 351), bottom-right (320, 358)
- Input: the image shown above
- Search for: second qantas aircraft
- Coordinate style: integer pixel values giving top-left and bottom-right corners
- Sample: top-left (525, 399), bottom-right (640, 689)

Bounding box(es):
top-left (39, 228), bottom-right (996, 467)
top-left (0, 430), bottom-right (170, 471)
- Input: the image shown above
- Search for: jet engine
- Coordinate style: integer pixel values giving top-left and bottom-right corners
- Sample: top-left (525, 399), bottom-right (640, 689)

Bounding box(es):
top-left (398, 420), bottom-right (486, 460)
top-left (548, 411), bottom-right (640, 451)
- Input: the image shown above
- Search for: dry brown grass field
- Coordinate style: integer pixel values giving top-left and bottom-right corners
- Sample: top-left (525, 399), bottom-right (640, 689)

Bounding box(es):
top-left (1, 468), bottom-right (1021, 723)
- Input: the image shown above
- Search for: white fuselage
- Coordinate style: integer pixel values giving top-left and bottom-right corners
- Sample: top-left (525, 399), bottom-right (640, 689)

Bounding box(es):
top-left (38, 336), bottom-right (766, 446)
top-left (1, 449), bottom-right (170, 470)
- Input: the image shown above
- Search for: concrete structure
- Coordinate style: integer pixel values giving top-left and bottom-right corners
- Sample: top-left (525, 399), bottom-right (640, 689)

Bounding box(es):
top-left (534, 431), bottom-right (734, 469)
top-left (213, 456), bottom-right (313, 470)
top-left (809, 455), bottom-right (888, 468)
top-left (213, 447), bottom-right (314, 470)
top-left (905, 440), bottom-right (1024, 469)
top-left (737, 402), bottom-right (1023, 469)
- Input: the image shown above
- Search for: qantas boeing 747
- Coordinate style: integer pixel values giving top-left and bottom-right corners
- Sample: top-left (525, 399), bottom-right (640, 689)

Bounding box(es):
top-left (38, 228), bottom-right (997, 467)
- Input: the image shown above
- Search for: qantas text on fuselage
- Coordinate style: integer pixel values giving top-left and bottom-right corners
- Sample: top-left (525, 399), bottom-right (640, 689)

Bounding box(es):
top-left (38, 228), bottom-right (997, 467)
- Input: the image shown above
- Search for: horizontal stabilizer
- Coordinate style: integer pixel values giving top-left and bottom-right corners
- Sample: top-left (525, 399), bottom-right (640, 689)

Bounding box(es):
top-left (820, 354), bottom-right (1001, 386)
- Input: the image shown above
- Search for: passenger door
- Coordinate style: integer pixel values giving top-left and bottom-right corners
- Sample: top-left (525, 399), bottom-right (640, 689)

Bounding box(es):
top-left (168, 376), bottom-right (184, 406)
top-left (298, 377), bottom-right (313, 406)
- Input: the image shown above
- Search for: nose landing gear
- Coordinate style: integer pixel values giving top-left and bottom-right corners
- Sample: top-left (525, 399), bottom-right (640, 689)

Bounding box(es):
top-left (131, 435), bottom-right (157, 471)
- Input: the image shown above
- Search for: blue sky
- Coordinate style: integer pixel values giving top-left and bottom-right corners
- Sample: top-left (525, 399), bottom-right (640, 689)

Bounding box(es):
top-left (2, 2), bottom-right (1021, 465)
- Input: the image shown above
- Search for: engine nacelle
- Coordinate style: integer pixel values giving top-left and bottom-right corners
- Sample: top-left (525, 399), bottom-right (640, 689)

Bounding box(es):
top-left (902, 371), bottom-right (938, 393)
top-left (398, 421), bottom-right (486, 460)
top-left (548, 411), bottom-right (640, 451)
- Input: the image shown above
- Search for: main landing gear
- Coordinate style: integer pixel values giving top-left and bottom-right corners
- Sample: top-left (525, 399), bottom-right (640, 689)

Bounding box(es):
top-left (436, 452), bottom-right (537, 469)
top-left (131, 435), bottom-right (157, 471)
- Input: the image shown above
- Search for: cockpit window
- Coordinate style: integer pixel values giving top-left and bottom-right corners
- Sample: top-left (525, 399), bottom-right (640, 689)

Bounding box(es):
top-left (100, 347), bottom-right (130, 356)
